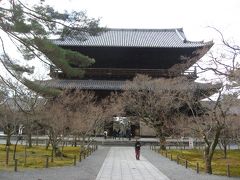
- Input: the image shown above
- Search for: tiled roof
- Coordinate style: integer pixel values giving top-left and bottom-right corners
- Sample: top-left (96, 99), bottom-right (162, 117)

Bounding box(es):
top-left (37, 79), bottom-right (220, 91)
top-left (52, 28), bottom-right (213, 48)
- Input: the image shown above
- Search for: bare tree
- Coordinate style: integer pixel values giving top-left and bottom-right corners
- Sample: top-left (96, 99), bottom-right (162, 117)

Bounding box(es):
top-left (0, 102), bottom-right (21, 146)
top-left (218, 115), bottom-right (237, 159)
top-left (218, 98), bottom-right (240, 158)
top-left (122, 75), bottom-right (189, 149)
top-left (0, 80), bottom-right (23, 146)
top-left (13, 87), bottom-right (46, 147)
top-left (196, 27), bottom-right (240, 80)
top-left (192, 28), bottom-right (240, 170)
top-left (0, 77), bottom-right (47, 147)
top-left (40, 89), bottom-right (120, 157)
top-left (41, 101), bottom-right (68, 157)
top-left (231, 115), bottom-right (240, 147)
top-left (60, 90), bottom-right (113, 149)
top-left (181, 86), bottom-right (236, 174)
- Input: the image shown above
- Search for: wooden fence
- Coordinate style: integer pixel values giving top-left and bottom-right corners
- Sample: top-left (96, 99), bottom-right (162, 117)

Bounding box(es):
top-left (0, 143), bottom-right (98, 172)
top-left (150, 145), bottom-right (240, 177)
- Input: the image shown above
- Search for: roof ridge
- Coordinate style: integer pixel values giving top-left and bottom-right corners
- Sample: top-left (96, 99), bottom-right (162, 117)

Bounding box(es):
top-left (175, 29), bottom-right (186, 42)
top-left (106, 28), bottom-right (183, 32)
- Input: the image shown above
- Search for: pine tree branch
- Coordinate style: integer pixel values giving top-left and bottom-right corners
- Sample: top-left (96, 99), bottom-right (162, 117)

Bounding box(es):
top-left (0, 28), bottom-right (52, 66)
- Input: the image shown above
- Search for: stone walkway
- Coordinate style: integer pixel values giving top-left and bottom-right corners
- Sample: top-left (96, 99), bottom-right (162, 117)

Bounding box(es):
top-left (96, 147), bottom-right (169, 180)
top-left (0, 146), bottom-right (239, 180)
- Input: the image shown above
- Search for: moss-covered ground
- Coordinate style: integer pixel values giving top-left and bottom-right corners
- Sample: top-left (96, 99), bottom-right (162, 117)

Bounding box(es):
top-left (159, 149), bottom-right (240, 177)
top-left (0, 144), bottom-right (83, 171)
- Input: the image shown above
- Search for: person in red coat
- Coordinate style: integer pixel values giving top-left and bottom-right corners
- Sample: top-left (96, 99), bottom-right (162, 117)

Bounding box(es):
top-left (135, 139), bottom-right (141, 160)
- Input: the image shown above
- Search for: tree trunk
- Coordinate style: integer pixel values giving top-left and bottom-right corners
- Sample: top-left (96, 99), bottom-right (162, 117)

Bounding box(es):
top-left (45, 139), bottom-right (50, 150)
top-left (27, 132), bottom-right (32, 148)
top-left (220, 139), bottom-right (228, 159)
top-left (61, 141), bottom-right (65, 159)
top-left (24, 145), bottom-right (27, 166)
top-left (79, 134), bottom-right (86, 150)
top-left (51, 145), bottom-right (54, 162)
top-left (6, 133), bottom-right (11, 146)
top-left (205, 155), bottom-right (212, 174)
top-left (159, 134), bottom-right (166, 150)
top-left (51, 142), bottom-right (61, 158)
top-left (13, 138), bottom-right (20, 160)
top-left (5, 146), bottom-right (10, 166)
top-left (204, 144), bottom-right (213, 174)
top-left (223, 145), bottom-right (227, 159)
top-left (203, 128), bottom-right (222, 174)
top-left (74, 136), bottom-right (77, 147)
top-left (155, 126), bottom-right (166, 150)
top-left (36, 131), bottom-right (39, 146)
top-left (51, 140), bottom-right (62, 157)
top-left (82, 136), bottom-right (86, 147)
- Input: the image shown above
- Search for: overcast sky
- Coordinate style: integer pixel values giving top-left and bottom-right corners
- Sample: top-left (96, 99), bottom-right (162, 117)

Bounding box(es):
top-left (49, 0), bottom-right (240, 44)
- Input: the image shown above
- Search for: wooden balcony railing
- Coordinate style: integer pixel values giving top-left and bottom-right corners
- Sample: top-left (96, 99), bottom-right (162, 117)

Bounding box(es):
top-left (49, 66), bottom-right (197, 79)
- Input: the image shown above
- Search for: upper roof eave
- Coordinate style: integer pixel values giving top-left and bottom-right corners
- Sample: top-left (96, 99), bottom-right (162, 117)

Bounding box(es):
top-left (52, 28), bottom-right (212, 49)
top-left (55, 44), bottom-right (212, 49)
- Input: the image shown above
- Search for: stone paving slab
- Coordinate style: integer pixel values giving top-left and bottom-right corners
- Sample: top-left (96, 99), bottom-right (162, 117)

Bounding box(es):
top-left (96, 147), bottom-right (169, 180)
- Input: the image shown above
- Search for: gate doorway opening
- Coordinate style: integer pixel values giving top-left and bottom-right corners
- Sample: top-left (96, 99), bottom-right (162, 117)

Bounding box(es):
top-left (103, 117), bottom-right (139, 138)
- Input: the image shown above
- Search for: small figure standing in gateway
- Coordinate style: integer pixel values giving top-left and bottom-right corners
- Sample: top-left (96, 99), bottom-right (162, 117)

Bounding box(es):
top-left (135, 139), bottom-right (141, 160)
top-left (103, 130), bottom-right (108, 139)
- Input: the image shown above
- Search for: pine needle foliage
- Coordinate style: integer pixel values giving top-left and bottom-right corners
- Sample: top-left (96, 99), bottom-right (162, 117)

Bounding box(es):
top-left (0, 0), bottom-right (103, 96)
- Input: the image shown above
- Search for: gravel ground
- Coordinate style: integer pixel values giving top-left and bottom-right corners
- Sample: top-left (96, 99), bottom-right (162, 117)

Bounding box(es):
top-left (0, 146), bottom-right (110, 180)
top-left (141, 147), bottom-right (239, 180)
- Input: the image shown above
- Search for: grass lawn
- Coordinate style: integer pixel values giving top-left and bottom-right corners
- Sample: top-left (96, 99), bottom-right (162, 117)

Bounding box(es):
top-left (160, 149), bottom-right (240, 177)
top-left (0, 144), bottom-right (83, 171)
